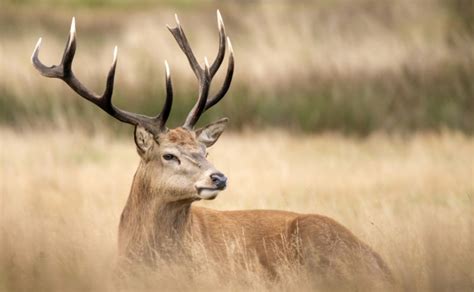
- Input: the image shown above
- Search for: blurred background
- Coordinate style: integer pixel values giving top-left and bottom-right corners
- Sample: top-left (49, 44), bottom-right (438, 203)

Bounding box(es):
top-left (2, 0), bottom-right (473, 134)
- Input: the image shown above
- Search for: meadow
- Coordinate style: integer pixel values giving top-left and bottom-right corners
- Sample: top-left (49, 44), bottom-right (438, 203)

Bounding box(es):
top-left (1, 128), bottom-right (473, 291)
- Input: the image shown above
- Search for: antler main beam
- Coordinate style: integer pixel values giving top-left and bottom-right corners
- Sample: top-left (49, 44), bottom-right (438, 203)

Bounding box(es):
top-left (31, 17), bottom-right (173, 134)
top-left (167, 10), bottom-right (234, 129)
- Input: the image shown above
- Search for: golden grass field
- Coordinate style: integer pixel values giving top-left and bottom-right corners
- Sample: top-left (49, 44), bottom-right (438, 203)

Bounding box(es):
top-left (1, 127), bottom-right (473, 291)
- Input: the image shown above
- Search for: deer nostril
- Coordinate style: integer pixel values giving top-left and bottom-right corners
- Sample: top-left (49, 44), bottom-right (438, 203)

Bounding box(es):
top-left (210, 173), bottom-right (227, 189)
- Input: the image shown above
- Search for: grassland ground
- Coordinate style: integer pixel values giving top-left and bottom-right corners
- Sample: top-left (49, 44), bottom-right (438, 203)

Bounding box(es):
top-left (0, 127), bottom-right (472, 291)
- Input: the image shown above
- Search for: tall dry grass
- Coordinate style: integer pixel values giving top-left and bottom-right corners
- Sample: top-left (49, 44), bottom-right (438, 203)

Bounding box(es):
top-left (1, 0), bottom-right (473, 133)
top-left (1, 127), bottom-right (473, 291)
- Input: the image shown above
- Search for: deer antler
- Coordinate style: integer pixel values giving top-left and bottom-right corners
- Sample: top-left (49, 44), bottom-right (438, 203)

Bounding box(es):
top-left (31, 17), bottom-right (173, 135)
top-left (32, 12), bottom-right (234, 133)
top-left (167, 10), bottom-right (234, 129)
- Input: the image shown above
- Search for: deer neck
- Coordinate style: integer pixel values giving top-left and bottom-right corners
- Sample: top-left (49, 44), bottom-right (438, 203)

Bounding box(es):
top-left (119, 162), bottom-right (193, 260)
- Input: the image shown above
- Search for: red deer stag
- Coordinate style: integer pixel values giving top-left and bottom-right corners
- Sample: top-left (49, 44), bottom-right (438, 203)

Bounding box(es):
top-left (32, 12), bottom-right (392, 284)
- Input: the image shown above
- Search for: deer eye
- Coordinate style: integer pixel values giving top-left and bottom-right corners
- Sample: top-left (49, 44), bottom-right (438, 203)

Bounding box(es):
top-left (163, 154), bottom-right (177, 161)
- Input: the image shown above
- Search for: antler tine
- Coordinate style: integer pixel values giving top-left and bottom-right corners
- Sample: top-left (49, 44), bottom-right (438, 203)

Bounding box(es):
top-left (209, 10), bottom-right (226, 77)
top-left (204, 37), bottom-right (234, 111)
top-left (31, 17), bottom-right (173, 135)
top-left (167, 14), bottom-right (203, 80)
top-left (156, 60), bottom-right (173, 131)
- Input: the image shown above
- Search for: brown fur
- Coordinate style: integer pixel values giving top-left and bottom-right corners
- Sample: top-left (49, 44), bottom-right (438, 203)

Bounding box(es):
top-left (166, 128), bottom-right (199, 147)
top-left (118, 126), bottom-right (393, 284)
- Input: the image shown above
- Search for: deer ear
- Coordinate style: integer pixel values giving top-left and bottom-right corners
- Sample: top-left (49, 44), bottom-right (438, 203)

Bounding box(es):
top-left (195, 118), bottom-right (228, 147)
top-left (134, 126), bottom-right (154, 155)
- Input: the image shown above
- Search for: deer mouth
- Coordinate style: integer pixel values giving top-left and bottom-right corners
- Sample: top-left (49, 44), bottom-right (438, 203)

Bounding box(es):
top-left (195, 187), bottom-right (222, 200)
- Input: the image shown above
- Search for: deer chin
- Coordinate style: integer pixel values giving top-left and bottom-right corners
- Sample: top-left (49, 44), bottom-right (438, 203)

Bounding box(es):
top-left (195, 187), bottom-right (220, 200)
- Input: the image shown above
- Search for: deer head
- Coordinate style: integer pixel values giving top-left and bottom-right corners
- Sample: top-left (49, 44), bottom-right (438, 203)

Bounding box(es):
top-left (32, 12), bottom-right (234, 202)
